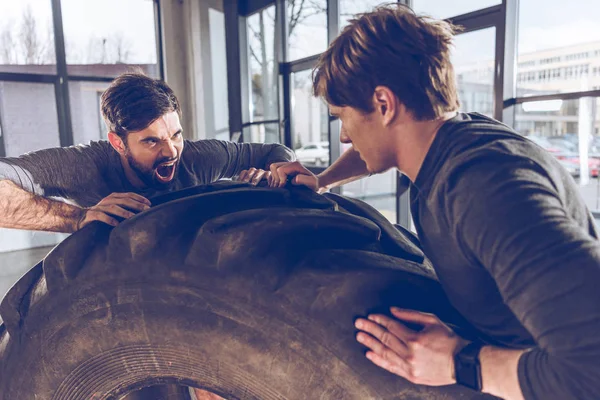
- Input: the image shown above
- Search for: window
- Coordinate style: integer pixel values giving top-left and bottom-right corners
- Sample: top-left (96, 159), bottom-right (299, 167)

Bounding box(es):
top-left (291, 69), bottom-right (329, 166)
top-left (411, 0), bottom-right (501, 20)
top-left (339, 0), bottom-right (390, 29)
top-left (61, 0), bottom-right (159, 77)
top-left (247, 6), bottom-right (278, 123)
top-left (517, 0), bottom-right (600, 96)
top-left (511, 97), bottom-right (600, 214)
top-left (242, 122), bottom-right (280, 144)
top-left (287, 0), bottom-right (327, 61)
top-left (0, 0), bottom-right (56, 74)
top-left (341, 161), bottom-right (397, 223)
top-left (68, 81), bottom-right (110, 145)
top-left (452, 28), bottom-right (496, 117)
top-left (0, 82), bottom-right (60, 156)
top-left (208, 8), bottom-right (229, 138)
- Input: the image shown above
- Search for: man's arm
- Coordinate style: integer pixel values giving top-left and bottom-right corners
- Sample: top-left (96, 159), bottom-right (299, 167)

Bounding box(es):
top-left (451, 158), bottom-right (600, 399)
top-left (269, 145), bottom-right (370, 190)
top-left (0, 179), bottom-right (83, 232)
top-left (0, 144), bottom-right (151, 232)
top-left (188, 140), bottom-right (295, 182)
top-left (0, 179), bottom-right (151, 233)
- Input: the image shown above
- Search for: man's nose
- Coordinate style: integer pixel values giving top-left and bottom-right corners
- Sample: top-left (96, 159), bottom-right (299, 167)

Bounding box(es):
top-left (340, 129), bottom-right (351, 144)
top-left (161, 140), bottom-right (177, 159)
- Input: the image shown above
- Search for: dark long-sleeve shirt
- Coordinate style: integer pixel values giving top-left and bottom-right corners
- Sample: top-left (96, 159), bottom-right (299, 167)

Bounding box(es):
top-left (0, 139), bottom-right (294, 207)
top-left (411, 112), bottom-right (600, 399)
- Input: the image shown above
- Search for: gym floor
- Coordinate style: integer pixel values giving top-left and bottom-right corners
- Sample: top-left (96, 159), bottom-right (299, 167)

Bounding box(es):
top-left (0, 245), bottom-right (52, 301)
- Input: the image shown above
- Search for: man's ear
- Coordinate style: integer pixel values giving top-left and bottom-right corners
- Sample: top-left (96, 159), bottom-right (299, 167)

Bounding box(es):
top-left (107, 132), bottom-right (127, 155)
top-left (373, 86), bottom-right (403, 127)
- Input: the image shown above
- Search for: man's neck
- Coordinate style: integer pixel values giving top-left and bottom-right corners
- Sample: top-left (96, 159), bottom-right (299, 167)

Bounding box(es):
top-left (119, 156), bottom-right (147, 189)
top-left (394, 111), bottom-right (458, 182)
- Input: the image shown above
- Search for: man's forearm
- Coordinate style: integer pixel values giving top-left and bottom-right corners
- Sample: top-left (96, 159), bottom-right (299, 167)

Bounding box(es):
top-left (479, 345), bottom-right (526, 400)
top-left (317, 147), bottom-right (370, 191)
top-left (0, 180), bottom-right (83, 233)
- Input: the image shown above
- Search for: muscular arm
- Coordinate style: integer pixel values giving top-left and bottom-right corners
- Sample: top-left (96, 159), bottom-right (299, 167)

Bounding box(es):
top-left (317, 146), bottom-right (370, 191)
top-left (269, 145), bottom-right (370, 191)
top-left (0, 180), bottom-right (82, 233)
top-left (449, 158), bottom-right (600, 400)
top-left (185, 140), bottom-right (295, 182)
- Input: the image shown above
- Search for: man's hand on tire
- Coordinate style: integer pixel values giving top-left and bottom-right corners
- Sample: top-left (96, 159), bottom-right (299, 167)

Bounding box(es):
top-left (268, 161), bottom-right (319, 191)
top-left (236, 168), bottom-right (272, 186)
top-left (77, 192), bottom-right (151, 230)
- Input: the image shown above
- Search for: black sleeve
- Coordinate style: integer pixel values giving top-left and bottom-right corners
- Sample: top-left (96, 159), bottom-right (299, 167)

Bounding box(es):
top-left (445, 156), bottom-right (600, 400)
top-left (186, 140), bottom-right (295, 182)
top-left (0, 144), bottom-right (108, 199)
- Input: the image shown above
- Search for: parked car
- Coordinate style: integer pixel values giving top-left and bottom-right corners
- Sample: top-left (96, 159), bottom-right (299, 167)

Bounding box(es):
top-left (294, 141), bottom-right (330, 166)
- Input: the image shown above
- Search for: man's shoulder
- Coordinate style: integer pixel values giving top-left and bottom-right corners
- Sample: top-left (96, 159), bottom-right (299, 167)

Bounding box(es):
top-left (440, 113), bottom-right (548, 168)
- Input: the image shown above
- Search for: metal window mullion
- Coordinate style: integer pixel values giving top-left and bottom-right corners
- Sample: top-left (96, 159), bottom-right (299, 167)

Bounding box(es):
top-left (277, 0), bottom-right (292, 148)
top-left (51, 0), bottom-right (73, 147)
top-left (0, 104), bottom-right (5, 157)
top-left (154, 0), bottom-right (166, 80)
top-left (492, 3), bottom-right (507, 121)
top-left (501, 0), bottom-right (519, 124)
top-left (224, 0), bottom-right (244, 141)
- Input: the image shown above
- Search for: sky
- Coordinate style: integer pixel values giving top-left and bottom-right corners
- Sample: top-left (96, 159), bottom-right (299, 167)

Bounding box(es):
top-left (0, 0), bottom-right (157, 64)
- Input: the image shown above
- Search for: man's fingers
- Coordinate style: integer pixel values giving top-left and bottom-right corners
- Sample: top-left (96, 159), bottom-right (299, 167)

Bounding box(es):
top-left (251, 170), bottom-right (267, 185)
top-left (97, 204), bottom-right (136, 219)
top-left (367, 314), bottom-right (419, 342)
top-left (109, 192), bottom-right (151, 206)
top-left (365, 351), bottom-right (412, 381)
top-left (293, 174), bottom-right (318, 191)
top-left (93, 212), bottom-right (120, 227)
top-left (390, 307), bottom-right (439, 326)
top-left (109, 197), bottom-right (151, 213)
top-left (238, 170), bottom-right (249, 182)
top-left (82, 210), bottom-right (119, 228)
top-left (355, 318), bottom-right (410, 352)
top-left (270, 161), bottom-right (315, 188)
top-left (270, 163), bottom-right (289, 188)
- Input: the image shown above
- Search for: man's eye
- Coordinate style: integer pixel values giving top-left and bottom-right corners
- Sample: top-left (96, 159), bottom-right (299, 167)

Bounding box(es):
top-left (173, 132), bottom-right (182, 138)
top-left (146, 139), bottom-right (157, 145)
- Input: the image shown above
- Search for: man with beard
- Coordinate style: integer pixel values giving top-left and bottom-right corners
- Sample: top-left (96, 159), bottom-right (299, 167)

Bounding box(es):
top-left (0, 73), bottom-right (294, 232)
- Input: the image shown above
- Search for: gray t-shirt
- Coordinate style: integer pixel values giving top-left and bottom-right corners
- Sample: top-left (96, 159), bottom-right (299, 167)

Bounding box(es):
top-left (411, 112), bottom-right (600, 399)
top-left (0, 139), bottom-right (295, 207)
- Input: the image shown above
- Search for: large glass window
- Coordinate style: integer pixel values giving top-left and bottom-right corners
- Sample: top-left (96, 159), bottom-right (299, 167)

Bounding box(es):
top-left (291, 69), bottom-right (329, 166)
top-left (340, 138), bottom-right (397, 223)
top-left (61, 0), bottom-right (159, 77)
top-left (287, 0), bottom-right (327, 61)
top-left (243, 122), bottom-right (280, 144)
top-left (515, 0), bottom-right (600, 221)
top-left (452, 27), bottom-right (496, 117)
top-left (339, 0), bottom-right (390, 29)
top-left (247, 5), bottom-right (278, 123)
top-left (0, 81), bottom-right (60, 156)
top-left (411, 0), bottom-right (501, 20)
top-left (0, 0), bottom-right (56, 74)
top-left (208, 8), bottom-right (229, 138)
top-left (69, 81), bottom-right (110, 145)
top-left (516, 0), bottom-right (600, 97)
top-left (511, 97), bottom-right (600, 214)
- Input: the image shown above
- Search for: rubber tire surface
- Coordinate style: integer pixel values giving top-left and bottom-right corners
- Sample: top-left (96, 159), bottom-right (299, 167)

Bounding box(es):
top-left (0, 182), bottom-right (494, 400)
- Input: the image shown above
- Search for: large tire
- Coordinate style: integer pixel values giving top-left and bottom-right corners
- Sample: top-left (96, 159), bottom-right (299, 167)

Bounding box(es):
top-left (0, 182), bottom-right (493, 399)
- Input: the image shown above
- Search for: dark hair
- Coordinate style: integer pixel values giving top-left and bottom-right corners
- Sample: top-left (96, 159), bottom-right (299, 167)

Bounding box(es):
top-left (100, 73), bottom-right (181, 140)
top-left (313, 4), bottom-right (461, 120)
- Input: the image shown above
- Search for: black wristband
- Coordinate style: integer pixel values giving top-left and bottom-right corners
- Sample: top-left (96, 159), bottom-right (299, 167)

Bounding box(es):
top-left (454, 342), bottom-right (484, 391)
